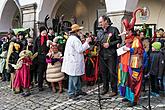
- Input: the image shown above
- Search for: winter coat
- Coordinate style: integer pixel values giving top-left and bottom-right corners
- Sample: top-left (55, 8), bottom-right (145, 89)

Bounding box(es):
top-left (33, 36), bottom-right (49, 64)
top-left (97, 26), bottom-right (122, 59)
top-left (46, 61), bottom-right (64, 82)
top-left (149, 51), bottom-right (164, 77)
top-left (61, 35), bottom-right (90, 76)
top-left (33, 36), bottom-right (49, 55)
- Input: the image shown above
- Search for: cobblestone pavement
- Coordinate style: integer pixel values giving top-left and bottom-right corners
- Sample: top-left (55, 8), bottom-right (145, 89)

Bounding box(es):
top-left (0, 81), bottom-right (165, 110)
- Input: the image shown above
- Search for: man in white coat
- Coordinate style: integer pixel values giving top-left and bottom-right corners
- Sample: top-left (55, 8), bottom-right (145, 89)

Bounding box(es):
top-left (61, 24), bottom-right (91, 99)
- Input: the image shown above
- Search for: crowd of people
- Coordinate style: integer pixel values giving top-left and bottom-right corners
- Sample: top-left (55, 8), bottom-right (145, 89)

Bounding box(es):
top-left (0, 15), bottom-right (165, 107)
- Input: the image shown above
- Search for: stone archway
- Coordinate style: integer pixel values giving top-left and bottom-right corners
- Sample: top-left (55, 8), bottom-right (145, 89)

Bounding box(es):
top-left (38, 0), bottom-right (141, 32)
top-left (51, 0), bottom-right (106, 32)
top-left (38, 0), bottom-right (63, 22)
top-left (0, 0), bottom-right (21, 32)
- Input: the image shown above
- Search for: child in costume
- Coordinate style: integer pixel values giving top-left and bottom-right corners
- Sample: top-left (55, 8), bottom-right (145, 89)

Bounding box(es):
top-left (149, 42), bottom-right (164, 96)
top-left (13, 50), bottom-right (33, 96)
top-left (46, 38), bottom-right (64, 93)
top-left (83, 42), bottom-right (99, 86)
top-left (27, 37), bottom-right (38, 86)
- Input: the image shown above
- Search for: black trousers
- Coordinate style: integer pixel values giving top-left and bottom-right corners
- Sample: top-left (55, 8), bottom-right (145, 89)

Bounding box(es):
top-left (30, 61), bottom-right (38, 83)
top-left (150, 74), bottom-right (159, 93)
top-left (37, 54), bottom-right (47, 88)
top-left (160, 70), bottom-right (164, 91)
top-left (99, 55), bottom-right (117, 93)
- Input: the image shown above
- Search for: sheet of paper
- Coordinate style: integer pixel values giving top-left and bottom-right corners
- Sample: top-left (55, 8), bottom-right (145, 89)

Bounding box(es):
top-left (117, 45), bottom-right (128, 56)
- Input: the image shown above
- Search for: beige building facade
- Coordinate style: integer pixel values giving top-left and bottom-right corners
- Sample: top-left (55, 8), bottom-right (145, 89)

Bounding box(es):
top-left (0, 0), bottom-right (165, 35)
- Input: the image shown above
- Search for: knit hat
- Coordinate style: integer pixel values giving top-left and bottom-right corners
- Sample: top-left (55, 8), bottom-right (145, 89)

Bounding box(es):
top-left (152, 42), bottom-right (161, 51)
top-left (39, 26), bottom-right (47, 33)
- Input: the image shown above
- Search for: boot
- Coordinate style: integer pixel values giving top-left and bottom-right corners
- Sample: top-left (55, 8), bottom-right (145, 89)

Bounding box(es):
top-left (58, 81), bottom-right (63, 93)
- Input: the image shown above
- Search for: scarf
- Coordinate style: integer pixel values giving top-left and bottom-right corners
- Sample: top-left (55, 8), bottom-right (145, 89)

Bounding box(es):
top-left (40, 35), bottom-right (48, 46)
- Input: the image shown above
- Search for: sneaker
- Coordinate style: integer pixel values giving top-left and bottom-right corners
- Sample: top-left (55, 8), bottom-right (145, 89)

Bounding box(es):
top-left (22, 92), bottom-right (31, 97)
top-left (20, 92), bottom-right (25, 96)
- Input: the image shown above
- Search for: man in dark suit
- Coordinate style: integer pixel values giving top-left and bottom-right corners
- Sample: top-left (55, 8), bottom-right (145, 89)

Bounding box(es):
top-left (97, 15), bottom-right (122, 96)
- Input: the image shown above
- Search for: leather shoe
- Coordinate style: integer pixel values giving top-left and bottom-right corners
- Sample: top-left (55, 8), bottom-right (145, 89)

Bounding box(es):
top-left (77, 91), bottom-right (88, 96)
top-left (122, 98), bottom-right (129, 102)
top-left (127, 102), bottom-right (137, 107)
top-left (109, 92), bottom-right (117, 97)
top-left (101, 90), bottom-right (108, 95)
top-left (69, 95), bottom-right (78, 100)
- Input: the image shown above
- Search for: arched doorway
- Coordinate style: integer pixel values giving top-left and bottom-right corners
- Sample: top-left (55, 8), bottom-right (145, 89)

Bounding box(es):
top-left (50, 0), bottom-right (106, 33)
top-left (0, 0), bottom-right (21, 32)
top-left (12, 10), bottom-right (21, 29)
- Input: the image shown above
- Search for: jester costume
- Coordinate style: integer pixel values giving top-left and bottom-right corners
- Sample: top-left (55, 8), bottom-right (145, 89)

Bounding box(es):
top-left (118, 8), bottom-right (145, 105)
top-left (118, 36), bottom-right (144, 104)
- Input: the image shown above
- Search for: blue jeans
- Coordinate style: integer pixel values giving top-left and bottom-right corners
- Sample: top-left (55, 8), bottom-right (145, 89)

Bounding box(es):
top-left (68, 76), bottom-right (81, 96)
